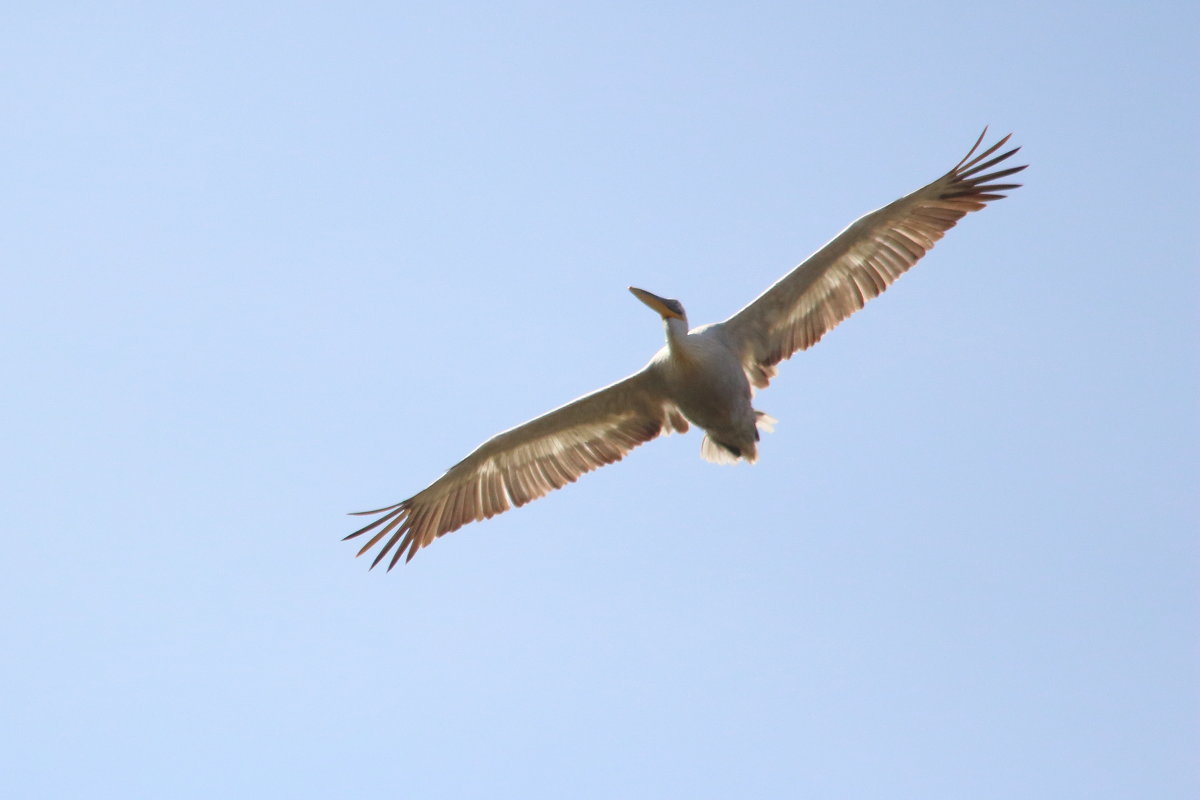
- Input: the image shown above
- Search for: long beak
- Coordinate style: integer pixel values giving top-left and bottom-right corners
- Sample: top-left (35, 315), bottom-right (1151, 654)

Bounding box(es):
top-left (628, 286), bottom-right (683, 320)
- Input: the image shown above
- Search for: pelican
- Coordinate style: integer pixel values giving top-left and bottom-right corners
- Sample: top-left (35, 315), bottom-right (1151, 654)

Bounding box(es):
top-left (346, 130), bottom-right (1025, 569)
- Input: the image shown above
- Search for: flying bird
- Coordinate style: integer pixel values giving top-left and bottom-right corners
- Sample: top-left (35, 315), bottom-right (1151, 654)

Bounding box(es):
top-left (346, 130), bottom-right (1025, 569)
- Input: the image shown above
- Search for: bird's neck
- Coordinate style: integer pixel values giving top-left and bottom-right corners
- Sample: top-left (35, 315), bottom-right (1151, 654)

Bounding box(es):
top-left (664, 316), bottom-right (690, 355)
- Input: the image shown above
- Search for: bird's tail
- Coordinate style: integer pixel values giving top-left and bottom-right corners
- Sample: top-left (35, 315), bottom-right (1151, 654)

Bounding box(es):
top-left (700, 435), bottom-right (745, 465)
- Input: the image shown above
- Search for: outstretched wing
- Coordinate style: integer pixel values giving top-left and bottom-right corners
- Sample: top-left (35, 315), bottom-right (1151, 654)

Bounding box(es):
top-left (718, 130), bottom-right (1025, 388)
top-left (345, 368), bottom-right (687, 569)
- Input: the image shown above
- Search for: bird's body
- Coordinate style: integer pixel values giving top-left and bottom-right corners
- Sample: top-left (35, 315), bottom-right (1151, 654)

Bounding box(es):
top-left (653, 318), bottom-right (762, 464)
top-left (346, 131), bottom-right (1026, 569)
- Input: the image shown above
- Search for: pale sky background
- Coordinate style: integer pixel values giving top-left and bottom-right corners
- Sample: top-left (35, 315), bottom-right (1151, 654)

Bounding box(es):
top-left (3, 2), bottom-right (1196, 798)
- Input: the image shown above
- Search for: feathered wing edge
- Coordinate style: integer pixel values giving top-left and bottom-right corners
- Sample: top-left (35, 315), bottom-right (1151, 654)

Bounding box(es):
top-left (720, 129), bottom-right (1026, 389)
top-left (343, 369), bottom-right (687, 570)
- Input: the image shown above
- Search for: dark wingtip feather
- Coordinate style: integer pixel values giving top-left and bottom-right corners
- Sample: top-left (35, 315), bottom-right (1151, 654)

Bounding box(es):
top-left (348, 502), bottom-right (403, 517)
top-left (972, 165), bottom-right (1028, 184)
top-left (951, 127), bottom-right (990, 171)
top-left (371, 536), bottom-right (399, 569)
top-left (943, 134), bottom-right (1027, 205)
top-left (951, 130), bottom-right (1022, 178)
top-left (958, 147), bottom-right (1022, 179)
top-left (343, 510), bottom-right (393, 541)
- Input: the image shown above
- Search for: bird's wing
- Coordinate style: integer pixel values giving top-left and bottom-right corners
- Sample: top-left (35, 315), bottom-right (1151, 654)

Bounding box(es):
top-left (344, 368), bottom-right (687, 569)
top-left (717, 131), bottom-right (1025, 389)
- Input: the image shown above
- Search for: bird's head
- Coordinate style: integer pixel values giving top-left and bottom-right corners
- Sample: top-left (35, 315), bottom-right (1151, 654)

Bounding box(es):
top-left (629, 287), bottom-right (687, 326)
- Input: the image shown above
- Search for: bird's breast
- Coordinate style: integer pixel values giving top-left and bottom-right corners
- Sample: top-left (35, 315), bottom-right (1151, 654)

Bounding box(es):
top-left (664, 335), bottom-right (754, 433)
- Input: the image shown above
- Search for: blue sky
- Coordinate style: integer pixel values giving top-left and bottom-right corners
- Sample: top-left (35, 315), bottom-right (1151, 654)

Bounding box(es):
top-left (4, 2), bottom-right (1196, 797)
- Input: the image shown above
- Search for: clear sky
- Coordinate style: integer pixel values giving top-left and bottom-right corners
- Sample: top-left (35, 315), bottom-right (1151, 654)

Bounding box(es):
top-left (4, 2), bottom-right (1196, 798)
